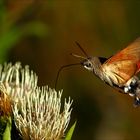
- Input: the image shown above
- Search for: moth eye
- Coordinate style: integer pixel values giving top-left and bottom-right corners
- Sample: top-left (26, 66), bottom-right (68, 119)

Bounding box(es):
top-left (86, 62), bottom-right (92, 68)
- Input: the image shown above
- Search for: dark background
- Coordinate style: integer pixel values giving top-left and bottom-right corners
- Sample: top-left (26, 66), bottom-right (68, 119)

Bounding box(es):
top-left (2, 1), bottom-right (140, 140)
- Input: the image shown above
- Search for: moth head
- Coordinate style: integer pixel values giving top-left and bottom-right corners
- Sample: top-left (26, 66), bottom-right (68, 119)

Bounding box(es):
top-left (81, 57), bottom-right (94, 71)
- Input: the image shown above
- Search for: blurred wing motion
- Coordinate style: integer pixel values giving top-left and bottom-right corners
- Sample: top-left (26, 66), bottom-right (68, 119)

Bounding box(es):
top-left (102, 37), bottom-right (140, 85)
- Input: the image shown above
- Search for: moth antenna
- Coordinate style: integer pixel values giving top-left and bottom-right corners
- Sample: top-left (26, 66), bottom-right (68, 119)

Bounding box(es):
top-left (75, 41), bottom-right (89, 57)
top-left (55, 63), bottom-right (81, 89)
top-left (70, 53), bottom-right (87, 59)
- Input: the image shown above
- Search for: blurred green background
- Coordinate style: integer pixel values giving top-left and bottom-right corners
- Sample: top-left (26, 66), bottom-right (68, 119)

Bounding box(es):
top-left (2, 0), bottom-right (140, 140)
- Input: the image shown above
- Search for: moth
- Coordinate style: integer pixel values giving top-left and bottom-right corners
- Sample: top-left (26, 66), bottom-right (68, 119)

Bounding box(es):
top-left (56, 37), bottom-right (140, 106)
top-left (77, 38), bottom-right (140, 106)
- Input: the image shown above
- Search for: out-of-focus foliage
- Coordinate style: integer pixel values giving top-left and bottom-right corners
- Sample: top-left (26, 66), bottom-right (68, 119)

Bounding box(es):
top-left (1, 0), bottom-right (140, 140)
top-left (0, 0), bottom-right (48, 63)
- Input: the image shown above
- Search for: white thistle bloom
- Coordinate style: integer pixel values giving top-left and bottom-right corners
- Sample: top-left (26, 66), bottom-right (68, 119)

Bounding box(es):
top-left (0, 62), bottom-right (72, 140)
top-left (13, 87), bottom-right (72, 140)
top-left (0, 62), bottom-right (38, 102)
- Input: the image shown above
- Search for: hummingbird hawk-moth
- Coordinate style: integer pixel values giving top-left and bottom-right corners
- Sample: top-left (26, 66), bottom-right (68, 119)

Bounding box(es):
top-left (55, 37), bottom-right (140, 106)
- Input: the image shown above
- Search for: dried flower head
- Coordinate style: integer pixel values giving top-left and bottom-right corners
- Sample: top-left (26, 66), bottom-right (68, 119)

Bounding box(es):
top-left (0, 83), bottom-right (12, 116)
top-left (0, 62), bottom-right (72, 140)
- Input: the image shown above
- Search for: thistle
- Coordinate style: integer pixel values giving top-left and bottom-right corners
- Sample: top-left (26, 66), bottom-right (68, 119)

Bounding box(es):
top-left (0, 62), bottom-right (73, 140)
top-left (13, 87), bottom-right (72, 140)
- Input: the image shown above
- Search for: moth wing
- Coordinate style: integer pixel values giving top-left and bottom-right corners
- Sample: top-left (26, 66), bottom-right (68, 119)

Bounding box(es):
top-left (102, 37), bottom-right (140, 85)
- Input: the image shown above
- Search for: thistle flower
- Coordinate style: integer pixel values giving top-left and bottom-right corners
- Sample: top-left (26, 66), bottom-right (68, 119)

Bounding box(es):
top-left (0, 62), bottom-right (38, 104)
top-left (13, 87), bottom-right (72, 140)
top-left (0, 62), bottom-right (73, 140)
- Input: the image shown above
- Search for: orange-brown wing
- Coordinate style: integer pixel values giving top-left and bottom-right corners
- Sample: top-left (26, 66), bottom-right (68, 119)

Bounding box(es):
top-left (102, 37), bottom-right (140, 85)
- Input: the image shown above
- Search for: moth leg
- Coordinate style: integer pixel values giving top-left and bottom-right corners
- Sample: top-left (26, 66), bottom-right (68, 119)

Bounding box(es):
top-left (133, 97), bottom-right (140, 107)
